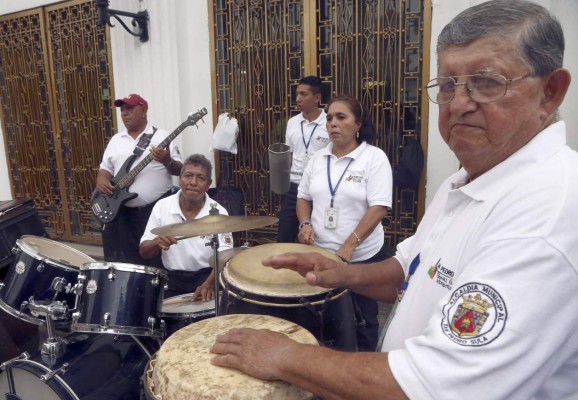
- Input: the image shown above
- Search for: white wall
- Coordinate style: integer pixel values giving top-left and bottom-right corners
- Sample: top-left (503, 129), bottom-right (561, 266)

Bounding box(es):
top-left (0, 0), bottom-right (577, 204)
top-left (107, 0), bottom-right (216, 184)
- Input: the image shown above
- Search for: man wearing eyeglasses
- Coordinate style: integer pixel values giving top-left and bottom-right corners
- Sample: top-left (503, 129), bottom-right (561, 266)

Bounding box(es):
top-left (210, 1), bottom-right (578, 399)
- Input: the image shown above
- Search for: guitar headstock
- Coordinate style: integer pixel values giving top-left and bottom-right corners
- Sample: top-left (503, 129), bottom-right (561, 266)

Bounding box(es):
top-left (187, 107), bottom-right (208, 126)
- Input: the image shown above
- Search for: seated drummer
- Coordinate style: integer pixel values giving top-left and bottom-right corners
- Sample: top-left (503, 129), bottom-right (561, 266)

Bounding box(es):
top-left (139, 154), bottom-right (233, 300)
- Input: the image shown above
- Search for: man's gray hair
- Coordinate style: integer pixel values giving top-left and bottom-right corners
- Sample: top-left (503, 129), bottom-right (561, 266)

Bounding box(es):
top-left (181, 153), bottom-right (212, 178)
top-left (437, 0), bottom-right (564, 76)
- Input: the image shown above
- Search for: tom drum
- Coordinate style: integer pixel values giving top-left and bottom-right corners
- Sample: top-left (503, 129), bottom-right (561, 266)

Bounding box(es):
top-left (71, 262), bottom-right (167, 337)
top-left (0, 236), bottom-right (94, 325)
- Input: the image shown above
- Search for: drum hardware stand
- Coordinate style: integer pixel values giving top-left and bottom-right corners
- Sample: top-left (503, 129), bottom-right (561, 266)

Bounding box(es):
top-left (208, 234), bottom-right (221, 316)
top-left (242, 205), bottom-right (252, 248)
top-left (205, 204), bottom-right (222, 316)
top-left (24, 298), bottom-right (69, 357)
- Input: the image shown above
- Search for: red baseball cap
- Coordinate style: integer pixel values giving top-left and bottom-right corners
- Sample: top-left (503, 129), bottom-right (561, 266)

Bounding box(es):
top-left (114, 93), bottom-right (148, 109)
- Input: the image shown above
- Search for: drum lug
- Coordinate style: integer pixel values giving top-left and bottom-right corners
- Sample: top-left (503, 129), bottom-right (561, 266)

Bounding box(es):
top-left (40, 362), bottom-right (69, 382)
top-left (148, 316), bottom-right (157, 332)
top-left (37, 260), bottom-right (45, 272)
top-left (102, 312), bottom-right (111, 328)
top-left (151, 276), bottom-right (160, 286)
top-left (72, 310), bottom-right (81, 321)
top-left (108, 269), bottom-right (116, 281)
top-left (0, 352), bottom-right (30, 370)
top-left (11, 244), bottom-right (21, 255)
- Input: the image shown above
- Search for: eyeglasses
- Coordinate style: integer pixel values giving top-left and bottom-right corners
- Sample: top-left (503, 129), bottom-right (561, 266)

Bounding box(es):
top-left (425, 73), bottom-right (531, 104)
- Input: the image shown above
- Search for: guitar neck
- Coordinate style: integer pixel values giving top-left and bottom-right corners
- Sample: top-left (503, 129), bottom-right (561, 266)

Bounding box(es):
top-left (117, 119), bottom-right (193, 189)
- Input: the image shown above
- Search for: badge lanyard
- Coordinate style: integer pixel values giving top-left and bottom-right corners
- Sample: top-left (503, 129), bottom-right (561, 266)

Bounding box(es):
top-left (375, 253), bottom-right (421, 351)
top-left (301, 120), bottom-right (318, 155)
top-left (327, 156), bottom-right (353, 208)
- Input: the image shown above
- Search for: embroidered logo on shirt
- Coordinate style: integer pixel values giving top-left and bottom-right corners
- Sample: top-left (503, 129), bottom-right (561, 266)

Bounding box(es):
top-left (345, 174), bottom-right (363, 183)
top-left (428, 258), bottom-right (454, 290)
top-left (441, 282), bottom-right (507, 347)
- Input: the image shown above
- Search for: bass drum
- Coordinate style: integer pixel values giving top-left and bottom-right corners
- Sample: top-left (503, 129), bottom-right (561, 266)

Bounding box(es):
top-left (0, 332), bottom-right (158, 400)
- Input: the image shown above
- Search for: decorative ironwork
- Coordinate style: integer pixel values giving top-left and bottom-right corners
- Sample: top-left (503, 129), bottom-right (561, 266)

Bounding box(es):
top-left (0, 0), bottom-right (115, 243)
top-left (211, 0), bottom-right (427, 247)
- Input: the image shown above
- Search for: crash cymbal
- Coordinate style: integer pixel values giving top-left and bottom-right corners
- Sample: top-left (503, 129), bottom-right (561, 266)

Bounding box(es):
top-left (209, 246), bottom-right (250, 271)
top-left (151, 214), bottom-right (278, 238)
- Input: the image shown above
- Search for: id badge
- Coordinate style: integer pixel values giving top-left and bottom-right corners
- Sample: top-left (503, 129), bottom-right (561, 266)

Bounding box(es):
top-left (302, 153), bottom-right (311, 170)
top-left (324, 207), bottom-right (338, 229)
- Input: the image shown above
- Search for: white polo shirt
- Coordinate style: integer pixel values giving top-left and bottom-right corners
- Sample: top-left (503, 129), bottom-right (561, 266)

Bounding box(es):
top-left (140, 192), bottom-right (234, 271)
top-left (100, 123), bottom-right (182, 207)
top-left (385, 122), bottom-right (578, 399)
top-left (285, 110), bottom-right (330, 184)
top-left (298, 141), bottom-right (392, 262)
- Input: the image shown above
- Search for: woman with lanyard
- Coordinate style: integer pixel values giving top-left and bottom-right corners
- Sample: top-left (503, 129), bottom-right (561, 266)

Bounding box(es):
top-left (296, 94), bottom-right (393, 351)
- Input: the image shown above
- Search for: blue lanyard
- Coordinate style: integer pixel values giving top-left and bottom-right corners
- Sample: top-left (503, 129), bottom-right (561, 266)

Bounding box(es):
top-left (398, 253), bottom-right (421, 302)
top-left (301, 120), bottom-right (318, 154)
top-left (327, 156), bottom-right (353, 208)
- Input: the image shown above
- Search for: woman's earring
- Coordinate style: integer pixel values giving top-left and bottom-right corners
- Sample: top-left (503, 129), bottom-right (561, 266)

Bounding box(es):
top-left (356, 131), bottom-right (359, 139)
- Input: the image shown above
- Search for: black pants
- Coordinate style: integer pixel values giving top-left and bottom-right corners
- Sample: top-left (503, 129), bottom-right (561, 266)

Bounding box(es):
top-left (102, 200), bottom-right (163, 268)
top-left (352, 241), bottom-right (395, 351)
top-left (163, 268), bottom-right (212, 299)
top-left (277, 183), bottom-right (299, 243)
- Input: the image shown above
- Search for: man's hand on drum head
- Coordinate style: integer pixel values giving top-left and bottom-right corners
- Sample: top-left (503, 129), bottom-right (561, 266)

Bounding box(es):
top-left (210, 328), bottom-right (294, 381)
top-left (191, 272), bottom-right (215, 302)
top-left (155, 235), bottom-right (177, 251)
top-left (261, 253), bottom-right (347, 289)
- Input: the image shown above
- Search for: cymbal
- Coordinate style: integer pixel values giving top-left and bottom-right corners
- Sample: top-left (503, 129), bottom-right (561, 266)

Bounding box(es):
top-left (209, 246), bottom-right (250, 270)
top-left (151, 214), bottom-right (278, 238)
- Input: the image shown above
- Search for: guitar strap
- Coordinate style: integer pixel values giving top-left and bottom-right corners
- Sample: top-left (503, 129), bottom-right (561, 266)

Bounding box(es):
top-left (133, 126), bottom-right (158, 157)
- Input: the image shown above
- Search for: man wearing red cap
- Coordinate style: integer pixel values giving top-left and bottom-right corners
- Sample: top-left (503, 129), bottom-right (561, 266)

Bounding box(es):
top-left (95, 93), bottom-right (183, 266)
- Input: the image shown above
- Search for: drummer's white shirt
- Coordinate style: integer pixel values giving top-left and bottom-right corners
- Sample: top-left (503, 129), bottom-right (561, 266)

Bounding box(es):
top-left (384, 122), bottom-right (578, 399)
top-left (140, 191), bottom-right (233, 271)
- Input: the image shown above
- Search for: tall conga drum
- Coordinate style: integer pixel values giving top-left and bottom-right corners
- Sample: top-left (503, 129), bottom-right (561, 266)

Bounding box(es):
top-left (219, 243), bottom-right (357, 351)
top-left (143, 314), bottom-right (317, 399)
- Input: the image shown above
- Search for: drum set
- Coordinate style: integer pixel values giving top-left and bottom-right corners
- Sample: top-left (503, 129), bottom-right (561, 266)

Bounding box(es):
top-left (0, 210), bottom-right (356, 399)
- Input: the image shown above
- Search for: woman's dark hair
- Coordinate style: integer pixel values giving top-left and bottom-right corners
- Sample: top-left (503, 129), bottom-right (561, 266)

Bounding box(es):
top-left (327, 94), bottom-right (376, 143)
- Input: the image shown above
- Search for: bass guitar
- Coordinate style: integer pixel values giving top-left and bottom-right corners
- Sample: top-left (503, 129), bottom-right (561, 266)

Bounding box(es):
top-left (91, 107), bottom-right (208, 223)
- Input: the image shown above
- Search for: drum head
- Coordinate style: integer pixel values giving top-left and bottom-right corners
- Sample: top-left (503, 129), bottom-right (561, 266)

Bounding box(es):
top-left (80, 262), bottom-right (167, 277)
top-left (161, 294), bottom-right (215, 315)
top-left (18, 235), bottom-right (95, 268)
top-left (150, 314), bottom-right (317, 400)
top-left (224, 243), bottom-right (341, 298)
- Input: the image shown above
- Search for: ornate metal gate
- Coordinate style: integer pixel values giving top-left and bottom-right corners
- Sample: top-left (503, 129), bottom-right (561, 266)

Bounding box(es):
top-left (210, 0), bottom-right (430, 247)
top-left (0, 0), bottom-right (115, 243)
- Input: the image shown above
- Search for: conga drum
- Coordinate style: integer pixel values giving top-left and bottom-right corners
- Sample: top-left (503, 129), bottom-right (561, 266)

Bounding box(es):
top-left (219, 243), bottom-right (357, 351)
top-left (142, 314), bottom-right (318, 399)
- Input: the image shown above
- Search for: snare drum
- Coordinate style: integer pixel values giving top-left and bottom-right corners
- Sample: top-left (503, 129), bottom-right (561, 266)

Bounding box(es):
top-left (0, 332), bottom-right (157, 400)
top-left (220, 243), bottom-right (357, 350)
top-left (71, 262), bottom-right (167, 337)
top-left (160, 294), bottom-right (215, 338)
top-left (0, 236), bottom-right (94, 325)
top-left (143, 314), bottom-right (317, 400)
